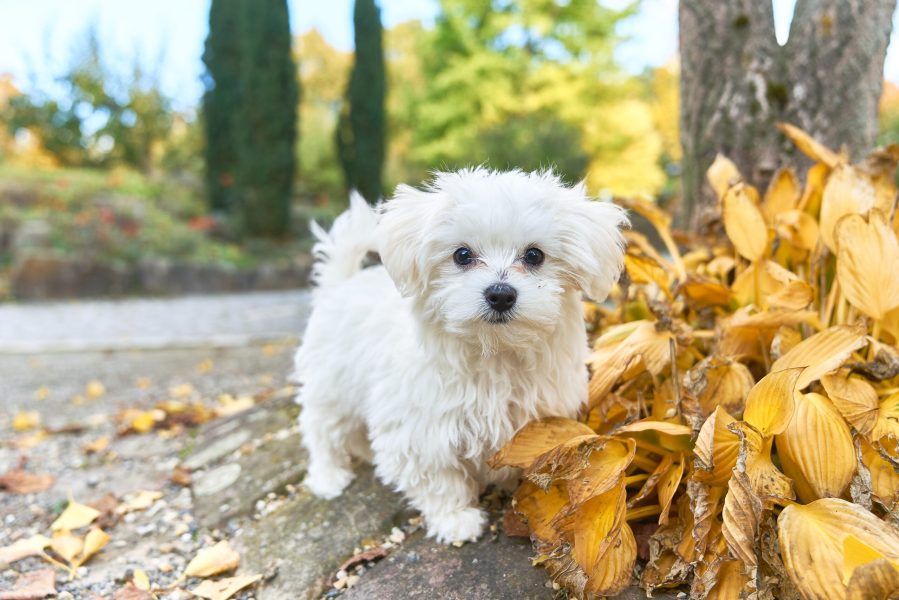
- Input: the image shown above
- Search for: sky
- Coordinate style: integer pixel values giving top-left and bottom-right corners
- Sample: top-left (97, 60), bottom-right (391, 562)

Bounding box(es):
top-left (0, 0), bottom-right (897, 111)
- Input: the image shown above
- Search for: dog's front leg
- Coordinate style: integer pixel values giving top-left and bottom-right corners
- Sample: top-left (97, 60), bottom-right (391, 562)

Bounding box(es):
top-left (405, 465), bottom-right (486, 544)
top-left (375, 443), bottom-right (485, 544)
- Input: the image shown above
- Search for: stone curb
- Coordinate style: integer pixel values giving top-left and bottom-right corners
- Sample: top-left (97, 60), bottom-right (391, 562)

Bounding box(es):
top-left (0, 334), bottom-right (299, 355)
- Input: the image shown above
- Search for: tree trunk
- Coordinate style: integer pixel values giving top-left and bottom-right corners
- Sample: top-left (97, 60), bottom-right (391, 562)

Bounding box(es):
top-left (678, 0), bottom-right (896, 230)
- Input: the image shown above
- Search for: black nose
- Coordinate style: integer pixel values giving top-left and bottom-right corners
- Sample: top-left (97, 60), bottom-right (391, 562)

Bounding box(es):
top-left (484, 283), bottom-right (517, 313)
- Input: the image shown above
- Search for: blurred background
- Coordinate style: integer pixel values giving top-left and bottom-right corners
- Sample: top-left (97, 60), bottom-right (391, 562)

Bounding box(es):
top-left (1, 0), bottom-right (899, 300)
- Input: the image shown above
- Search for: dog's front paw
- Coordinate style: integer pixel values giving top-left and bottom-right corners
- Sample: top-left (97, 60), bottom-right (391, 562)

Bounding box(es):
top-left (304, 466), bottom-right (355, 499)
top-left (427, 507), bottom-right (486, 545)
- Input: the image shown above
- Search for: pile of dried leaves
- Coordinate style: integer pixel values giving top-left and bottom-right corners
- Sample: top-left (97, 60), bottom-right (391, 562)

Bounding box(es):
top-left (491, 124), bottom-right (899, 599)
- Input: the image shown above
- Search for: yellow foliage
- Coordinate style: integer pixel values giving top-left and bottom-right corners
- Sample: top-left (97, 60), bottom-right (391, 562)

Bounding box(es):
top-left (583, 98), bottom-right (666, 197)
top-left (494, 124), bottom-right (899, 598)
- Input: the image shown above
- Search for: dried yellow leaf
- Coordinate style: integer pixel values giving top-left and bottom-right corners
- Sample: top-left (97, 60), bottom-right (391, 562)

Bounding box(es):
top-left (706, 560), bottom-right (748, 600)
top-left (872, 392), bottom-right (899, 448)
top-left (821, 372), bottom-right (879, 435)
top-left (489, 417), bottom-right (595, 469)
top-left (85, 380), bottom-right (106, 400)
top-left (117, 490), bottom-right (163, 514)
top-left (0, 535), bottom-right (51, 565)
top-left (584, 523), bottom-right (637, 596)
top-left (707, 154), bottom-right (742, 201)
top-left (656, 456), bottom-right (684, 525)
top-left (763, 167), bottom-right (801, 221)
top-left (836, 210), bottom-right (899, 321)
top-left (721, 470), bottom-right (762, 566)
top-left (694, 407), bottom-right (740, 487)
top-left (566, 437), bottom-right (635, 504)
top-left (778, 498), bottom-right (899, 600)
top-left (742, 368), bottom-right (802, 436)
top-left (696, 361), bottom-right (754, 417)
top-left (513, 481), bottom-right (569, 545)
top-left (624, 252), bottom-right (670, 292)
top-left (553, 483), bottom-right (626, 578)
top-left (12, 411), bottom-right (41, 432)
top-left (770, 325), bottom-right (868, 390)
top-left (722, 183), bottom-right (769, 262)
top-left (133, 569), bottom-right (151, 590)
top-left (73, 527), bottom-right (110, 568)
top-left (730, 421), bottom-right (795, 502)
top-left (191, 574), bottom-right (262, 600)
top-left (169, 383), bottom-right (196, 399)
top-left (842, 534), bottom-right (899, 586)
top-left (50, 532), bottom-right (83, 564)
top-left (820, 164), bottom-right (876, 252)
top-left (776, 392), bottom-right (856, 503)
top-left (846, 557), bottom-right (899, 600)
top-left (51, 499), bottom-right (100, 532)
top-left (526, 435), bottom-right (603, 490)
top-left (777, 122), bottom-right (841, 169)
top-left (680, 275), bottom-right (733, 308)
top-left (859, 436), bottom-right (899, 505)
top-left (184, 541), bottom-right (240, 578)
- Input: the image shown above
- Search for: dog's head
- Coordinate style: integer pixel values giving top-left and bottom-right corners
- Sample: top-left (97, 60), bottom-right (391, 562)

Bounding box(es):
top-left (379, 168), bottom-right (627, 347)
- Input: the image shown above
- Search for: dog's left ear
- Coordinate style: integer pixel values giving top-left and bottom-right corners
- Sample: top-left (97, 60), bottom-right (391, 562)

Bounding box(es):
top-left (379, 184), bottom-right (441, 297)
top-left (558, 183), bottom-right (628, 302)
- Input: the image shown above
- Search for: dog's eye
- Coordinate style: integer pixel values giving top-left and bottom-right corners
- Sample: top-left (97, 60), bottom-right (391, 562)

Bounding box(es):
top-left (453, 247), bottom-right (474, 266)
top-left (523, 247), bottom-right (545, 267)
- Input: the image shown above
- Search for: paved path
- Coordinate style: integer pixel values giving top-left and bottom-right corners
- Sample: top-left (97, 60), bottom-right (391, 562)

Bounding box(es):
top-left (0, 290), bottom-right (312, 353)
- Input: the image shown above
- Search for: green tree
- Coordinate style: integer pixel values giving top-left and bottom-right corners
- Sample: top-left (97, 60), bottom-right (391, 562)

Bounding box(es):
top-left (4, 27), bottom-right (174, 172)
top-left (202, 0), bottom-right (242, 213)
top-left (396, 0), bottom-right (664, 195)
top-left (235, 0), bottom-right (299, 237)
top-left (337, 0), bottom-right (386, 202)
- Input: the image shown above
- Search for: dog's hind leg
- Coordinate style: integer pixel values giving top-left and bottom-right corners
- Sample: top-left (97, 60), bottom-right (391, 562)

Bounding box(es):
top-left (298, 394), bottom-right (358, 499)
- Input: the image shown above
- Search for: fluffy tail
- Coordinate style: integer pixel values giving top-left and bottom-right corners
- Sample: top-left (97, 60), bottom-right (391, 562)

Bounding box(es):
top-left (309, 191), bottom-right (380, 289)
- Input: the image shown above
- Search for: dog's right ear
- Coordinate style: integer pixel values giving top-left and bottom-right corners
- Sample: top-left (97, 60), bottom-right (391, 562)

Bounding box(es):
top-left (379, 184), bottom-right (440, 297)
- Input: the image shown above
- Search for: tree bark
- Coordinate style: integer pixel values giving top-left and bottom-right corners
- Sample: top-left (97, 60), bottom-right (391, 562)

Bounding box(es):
top-left (678, 0), bottom-right (896, 230)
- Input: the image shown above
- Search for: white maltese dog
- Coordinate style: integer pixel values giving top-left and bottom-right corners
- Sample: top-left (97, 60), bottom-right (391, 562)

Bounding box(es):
top-left (294, 168), bottom-right (627, 544)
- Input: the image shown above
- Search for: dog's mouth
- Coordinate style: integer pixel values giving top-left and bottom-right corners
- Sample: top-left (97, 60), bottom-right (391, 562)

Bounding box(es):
top-left (482, 310), bottom-right (514, 324)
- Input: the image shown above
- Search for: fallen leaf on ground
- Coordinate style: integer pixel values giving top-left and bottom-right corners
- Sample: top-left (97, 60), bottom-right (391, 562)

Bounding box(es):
top-left (11, 411), bottom-right (41, 432)
top-left (169, 383), bottom-right (196, 399)
top-left (81, 436), bottom-right (110, 454)
top-left (0, 568), bottom-right (57, 600)
top-left (170, 466), bottom-right (192, 487)
top-left (85, 380), bottom-right (106, 400)
top-left (51, 499), bottom-right (100, 531)
top-left (191, 574), bottom-right (262, 600)
top-left (49, 532), bottom-right (83, 564)
top-left (0, 469), bottom-right (54, 494)
top-left (184, 541), bottom-right (240, 578)
top-left (0, 535), bottom-right (51, 566)
top-left (215, 394), bottom-right (254, 418)
top-left (117, 490), bottom-right (162, 514)
top-left (503, 508), bottom-right (530, 537)
top-left (33, 387), bottom-right (49, 401)
top-left (338, 547), bottom-right (390, 572)
top-left (88, 493), bottom-right (120, 530)
top-left (132, 569), bottom-right (150, 590)
top-left (73, 527), bottom-right (110, 568)
top-left (112, 584), bottom-right (153, 600)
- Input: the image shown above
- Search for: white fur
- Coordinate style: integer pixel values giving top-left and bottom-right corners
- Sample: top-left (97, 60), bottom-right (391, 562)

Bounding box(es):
top-left (295, 168), bottom-right (627, 544)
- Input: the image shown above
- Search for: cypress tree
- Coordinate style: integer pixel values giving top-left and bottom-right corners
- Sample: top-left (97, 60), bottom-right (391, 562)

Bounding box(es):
top-left (337, 0), bottom-right (385, 203)
top-left (201, 0), bottom-right (242, 213)
top-left (236, 0), bottom-right (299, 237)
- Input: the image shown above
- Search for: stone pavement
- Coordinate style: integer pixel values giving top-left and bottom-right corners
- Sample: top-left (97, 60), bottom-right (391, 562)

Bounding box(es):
top-left (0, 290), bottom-right (311, 353)
top-left (0, 291), bottom-right (676, 599)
